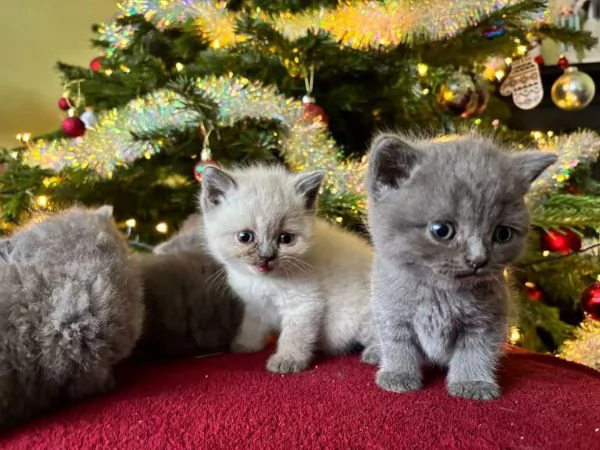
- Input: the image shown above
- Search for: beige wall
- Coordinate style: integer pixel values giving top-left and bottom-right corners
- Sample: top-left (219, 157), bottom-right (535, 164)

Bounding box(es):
top-left (0, 0), bottom-right (116, 148)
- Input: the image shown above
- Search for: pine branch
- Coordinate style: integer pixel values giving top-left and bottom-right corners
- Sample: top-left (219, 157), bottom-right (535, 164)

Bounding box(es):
top-left (537, 23), bottom-right (598, 53)
top-left (531, 194), bottom-right (600, 228)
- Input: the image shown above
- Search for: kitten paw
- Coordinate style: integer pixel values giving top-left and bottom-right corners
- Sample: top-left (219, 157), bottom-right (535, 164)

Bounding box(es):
top-left (376, 370), bottom-right (422, 393)
top-left (448, 381), bottom-right (500, 401)
top-left (230, 339), bottom-right (265, 353)
top-left (360, 345), bottom-right (380, 365)
top-left (266, 353), bottom-right (309, 374)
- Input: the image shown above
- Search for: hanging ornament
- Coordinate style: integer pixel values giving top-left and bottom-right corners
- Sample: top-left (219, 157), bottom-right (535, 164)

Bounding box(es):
top-left (540, 227), bottom-right (582, 255)
top-left (194, 125), bottom-right (219, 182)
top-left (90, 57), bottom-right (103, 72)
top-left (302, 65), bottom-right (329, 125)
top-left (525, 283), bottom-right (544, 302)
top-left (499, 56), bottom-right (544, 110)
top-left (527, 35), bottom-right (545, 66)
top-left (483, 20), bottom-right (507, 40)
top-left (80, 109), bottom-right (98, 129)
top-left (61, 117), bottom-right (86, 138)
top-left (438, 72), bottom-right (489, 118)
top-left (581, 282), bottom-right (600, 321)
top-left (551, 56), bottom-right (596, 111)
top-left (57, 97), bottom-right (73, 111)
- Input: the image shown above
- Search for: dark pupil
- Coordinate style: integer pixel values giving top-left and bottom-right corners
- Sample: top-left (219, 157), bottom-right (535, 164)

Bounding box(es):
top-left (432, 223), bottom-right (451, 239)
top-left (239, 232), bottom-right (252, 243)
top-left (280, 233), bottom-right (293, 244)
top-left (495, 226), bottom-right (511, 242)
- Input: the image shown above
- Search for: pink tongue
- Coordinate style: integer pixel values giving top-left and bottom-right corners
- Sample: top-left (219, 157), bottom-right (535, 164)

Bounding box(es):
top-left (257, 264), bottom-right (272, 272)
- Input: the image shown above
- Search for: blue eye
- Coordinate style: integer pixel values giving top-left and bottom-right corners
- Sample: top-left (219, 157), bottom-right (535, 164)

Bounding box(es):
top-left (429, 221), bottom-right (455, 240)
top-left (236, 231), bottom-right (254, 244)
top-left (493, 225), bottom-right (513, 243)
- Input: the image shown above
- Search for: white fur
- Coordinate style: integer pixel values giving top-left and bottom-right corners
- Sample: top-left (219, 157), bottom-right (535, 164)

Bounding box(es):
top-left (200, 165), bottom-right (377, 373)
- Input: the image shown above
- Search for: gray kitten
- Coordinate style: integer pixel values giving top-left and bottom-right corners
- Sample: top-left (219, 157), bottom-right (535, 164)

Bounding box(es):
top-left (0, 206), bottom-right (144, 429)
top-left (153, 213), bottom-right (204, 254)
top-left (366, 133), bottom-right (557, 400)
top-left (133, 250), bottom-right (243, 359)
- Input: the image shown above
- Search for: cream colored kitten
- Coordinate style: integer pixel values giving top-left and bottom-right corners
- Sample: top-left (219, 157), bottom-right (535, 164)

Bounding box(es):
top-left (199, 164), bottom-right (377, 373)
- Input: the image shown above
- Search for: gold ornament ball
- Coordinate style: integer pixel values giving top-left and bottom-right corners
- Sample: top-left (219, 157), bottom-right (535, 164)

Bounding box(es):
top-left (551, 67), bottom-right (596, 111)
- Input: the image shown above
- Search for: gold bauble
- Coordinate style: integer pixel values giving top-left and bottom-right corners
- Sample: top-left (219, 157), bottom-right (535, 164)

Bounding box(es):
top-left (551, 67), bottom-right (596, 111)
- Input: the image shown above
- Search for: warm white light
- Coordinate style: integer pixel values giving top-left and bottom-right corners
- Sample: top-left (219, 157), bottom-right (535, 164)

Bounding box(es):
top-left (125, 219), bottom-right (136, 228)
top-left (416, 63), bottom-right (428, 77)
top-left (509, 326), bottom-right (522, 344)
top-left (156, 222), bottom-right (168, 234)
top-left (36, 195), bottom-right (48, 208)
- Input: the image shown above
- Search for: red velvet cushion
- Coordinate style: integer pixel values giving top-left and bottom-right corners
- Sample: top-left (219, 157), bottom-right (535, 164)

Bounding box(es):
top-left (1, 347), bottom-right (599, 449)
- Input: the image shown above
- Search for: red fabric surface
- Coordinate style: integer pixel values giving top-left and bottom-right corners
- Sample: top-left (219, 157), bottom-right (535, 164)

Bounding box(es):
top-left (1, 347), bottom-right (599, 449)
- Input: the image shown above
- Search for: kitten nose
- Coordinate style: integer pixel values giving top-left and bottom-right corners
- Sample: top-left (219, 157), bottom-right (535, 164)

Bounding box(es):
top-left (260, 254), bottom-right (276, 264)
top-left (466, 256), bottom-right (488, 270)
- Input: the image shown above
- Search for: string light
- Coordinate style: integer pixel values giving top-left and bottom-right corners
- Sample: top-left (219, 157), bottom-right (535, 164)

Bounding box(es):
top-left (16, 132), bottom-right (31, 144)
top-left (35, 195), bottom-right (49, 208)
top-left (509, 326), bottom-right (522, 344)
top-left (175, 62), bottom-right (184, 71)
top-left (125, 218), bottom-right (137, 228)
top-left (155, 222), bottom-right (169, 234)
top-left (416, 63), bottom-right (429, 77)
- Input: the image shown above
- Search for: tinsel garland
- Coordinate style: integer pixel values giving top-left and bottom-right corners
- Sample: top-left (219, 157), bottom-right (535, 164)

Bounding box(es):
top-left (22, 76), bottom-right (366, 210)
top-left (99, 0), bottom-right (536, 52)
top-left (558, 318), bottom-right (600, 371)
top-left (21, 74), bottom-right (600, 216)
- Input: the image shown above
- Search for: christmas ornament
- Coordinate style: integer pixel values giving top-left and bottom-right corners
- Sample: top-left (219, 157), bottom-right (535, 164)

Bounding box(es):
top-left (483, 20), bottom-right (507, 39)
top-left (551, 66), bottom-right (596, 111)
top-left (302, 65), bottom-right (329, 125)
top-left (57, 97), bottom-right (73, 111)
top-left (540, 227), bottom-right (582, 254)
top-left (481, 56), bottom-right (507, 82)
top-left (525, 283), bottom-right (543, 302)
top-left (580, 282), bottom-right (600, 321)
top-left (80, 109), bottom-right (98, 129)
top-left (90, 57), bottom-right (102, 72)
top-left (193, 147), bottom-right (219, 182)
top-left (61, 117), bottom-right (86, 138)
top-left (499, 56), bottom-right (543, 110)
top-left (437, 72), bottom-right (488, 118)
top-left (302, 96), bottom-right (329, 125)
top-left (527, 36), bottom-right (544, 66)
top-left (557, 55), bottom-right (570, 70)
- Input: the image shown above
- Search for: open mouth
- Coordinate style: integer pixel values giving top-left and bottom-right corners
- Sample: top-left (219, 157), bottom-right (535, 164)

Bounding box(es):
top-left (255, 263), bottom-right (274, 273)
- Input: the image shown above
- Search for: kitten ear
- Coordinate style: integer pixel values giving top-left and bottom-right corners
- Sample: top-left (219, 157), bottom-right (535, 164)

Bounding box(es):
top-left (294, 171), bottom-right (324, 210)
top-left (95, 205), bottom-right (114, 218)
top-left (367, 133), bottom-right (423, 197)
top-left (511, 151), bottom-right (558, 187)
top-left (200, 166), bottom-right (237, 210)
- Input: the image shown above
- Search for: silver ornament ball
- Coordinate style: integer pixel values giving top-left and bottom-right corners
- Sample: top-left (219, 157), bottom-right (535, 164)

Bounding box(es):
top-left (551, 67), bottom-right (596, 111)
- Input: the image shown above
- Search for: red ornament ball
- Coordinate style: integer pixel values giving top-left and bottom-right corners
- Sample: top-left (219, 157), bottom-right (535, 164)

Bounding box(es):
top-left (534, 55), bottom-right (545, 66)
top-left (302, 96), bottom-right (329, 125)
top-left (526, 284), bottom-right (544, 302)
top-left (581, 282), bottom-right (600, 321)
top-left (194, 160), bottom-right (220, 182)
top-left (558, 55), bottom-right (570, 70)
top-left (61, 117), bottom-right (86, 138)
top-left (540, 227), bottom-right (582, 255)
top-left (57, 97), bottom-right (73, 111)
top-left (90, 57), bottom-right (102, 72)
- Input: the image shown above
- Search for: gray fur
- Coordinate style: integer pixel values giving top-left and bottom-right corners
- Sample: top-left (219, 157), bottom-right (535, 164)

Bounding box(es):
top-left (133, 250), bottom-right (243, 359)
top-left (0, 206), bottom-right (144, 429)
top-left (153, 214), bottom-right (204, 254)
top-left (200, 164), bottom-right (375, 374)
top-left (367, 133), bottom-right (557, 400)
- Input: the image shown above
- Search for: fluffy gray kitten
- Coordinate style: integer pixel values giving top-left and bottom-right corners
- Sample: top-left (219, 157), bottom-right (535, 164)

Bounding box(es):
top-left (133, 249), bottom-right (243, 359)
top-left (0, 206), bottom-right (144, 429)
top-left (200, 164), bottom-right (375, 374)
top-left (366, 133), bottom-right (557, 401)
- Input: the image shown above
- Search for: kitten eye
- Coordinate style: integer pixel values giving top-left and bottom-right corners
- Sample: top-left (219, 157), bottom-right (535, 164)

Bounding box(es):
top-left (278, 233), bottom-right (295, 245)
top-left (236, 231), bottom-right (255, 244)
top-left (429, 221), bottom-right (455, 241)
top-left (493, 225), bottom-right (513, 243)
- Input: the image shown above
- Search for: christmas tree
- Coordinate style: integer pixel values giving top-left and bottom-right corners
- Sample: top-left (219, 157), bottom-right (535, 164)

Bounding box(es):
top-left (1, 0), bottom-right (600, 367)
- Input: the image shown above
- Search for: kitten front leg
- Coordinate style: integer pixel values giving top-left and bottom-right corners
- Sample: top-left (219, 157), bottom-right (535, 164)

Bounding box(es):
top-left (447, 328), bottom-right (504, 401)
top-left (375, 320), bottom-right (423, 393)
top-left (230, 305), bottom-right (270, 353)
top-left (266, 302), bottom-right (321, 374)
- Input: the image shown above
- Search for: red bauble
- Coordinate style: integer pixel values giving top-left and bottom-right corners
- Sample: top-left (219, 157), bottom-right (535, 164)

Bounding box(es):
top-left (58, 97), bottom-right (73, 111)
top-left (194, 160), bottom-right (220, 182)
top-left (534, 55), bottom-right (545, 66)
top-left (558, 55), bottom-right (570, 70)
top-left (526, 284), bottom-right (544, 302)
top-left (61, 117), bottom-right (86, 138)
top-left (540, 227), bottom-right (582, 255)
top-left (302, 96), bottom-right (329, 125)
top-left (90, 57), bottom-right (102, 72)
top-left (581, 282), bottom-right (600, 321)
